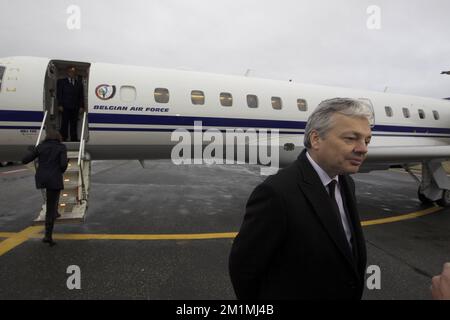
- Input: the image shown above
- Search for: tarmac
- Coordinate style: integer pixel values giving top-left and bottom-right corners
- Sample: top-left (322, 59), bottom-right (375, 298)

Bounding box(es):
top-left (0, 160), bottom-right (449, 300)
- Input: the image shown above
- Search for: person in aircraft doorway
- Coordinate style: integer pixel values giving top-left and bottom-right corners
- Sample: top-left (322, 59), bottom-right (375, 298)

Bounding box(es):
top-left (57, 66), bottom-right (84, 142)
top-left (22, 130), bottom-right (68, 246)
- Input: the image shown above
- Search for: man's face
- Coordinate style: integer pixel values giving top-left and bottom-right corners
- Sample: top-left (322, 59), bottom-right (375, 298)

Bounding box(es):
top-left (67, 68), bottom-right (76, 78)
top-left (309, 113), bottom-right (372, 177)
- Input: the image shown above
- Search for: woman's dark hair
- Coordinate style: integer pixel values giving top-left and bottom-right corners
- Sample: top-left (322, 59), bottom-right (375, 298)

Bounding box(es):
top-left (45, 130), bottom-right (63, 142)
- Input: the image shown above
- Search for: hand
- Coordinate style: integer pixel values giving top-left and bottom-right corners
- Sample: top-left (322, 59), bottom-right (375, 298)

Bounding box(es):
top-left (79, 108), bottom-right (85, 115)
top-left (58, 106), bottom-right (63, 112)
top-left (431, 263), bottom-right (450, 300)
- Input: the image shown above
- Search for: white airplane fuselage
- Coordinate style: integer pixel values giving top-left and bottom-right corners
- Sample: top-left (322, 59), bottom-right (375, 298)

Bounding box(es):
top-left (1, 56), bottom-right (450, 171)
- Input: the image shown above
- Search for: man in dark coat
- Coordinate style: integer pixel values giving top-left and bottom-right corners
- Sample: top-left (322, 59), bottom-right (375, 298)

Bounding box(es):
top-left (23, 130), bottom-right (68, 246)
top-left (229, 98), bottom-right (373, 299)
top-left (57, 66), bottom-right (84, 142)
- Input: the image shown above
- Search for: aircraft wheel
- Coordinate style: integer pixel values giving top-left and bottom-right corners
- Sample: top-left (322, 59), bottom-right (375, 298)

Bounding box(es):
top-left (418, 189), bottom-right (433, 205)
top-left (437, 190), bottom-right (450, 207)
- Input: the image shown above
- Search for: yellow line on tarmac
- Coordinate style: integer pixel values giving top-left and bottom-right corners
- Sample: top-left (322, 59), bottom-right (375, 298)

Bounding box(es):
top-left (0, 226), bottom-right (44, 257)
top-left (0, 232), bottom-right (16, 238)
top-left (361, 206), bottom-right (442, 226)
top-left (0, 207), bottom-right (443, 246)
top-left (25, 207), bottom-right (445, 241)
top-left (50, 232), bottom-right (239, 241)
top-left (49, 206), bottom-right (444, 240)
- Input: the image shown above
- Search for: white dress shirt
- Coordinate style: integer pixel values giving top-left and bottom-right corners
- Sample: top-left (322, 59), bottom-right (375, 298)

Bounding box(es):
top-left (306, 152), bottom-right (353, 248)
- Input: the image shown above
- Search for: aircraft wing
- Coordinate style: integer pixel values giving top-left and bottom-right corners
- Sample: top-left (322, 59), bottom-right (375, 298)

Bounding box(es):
top-left (366, 145), bottom-right (450, 162)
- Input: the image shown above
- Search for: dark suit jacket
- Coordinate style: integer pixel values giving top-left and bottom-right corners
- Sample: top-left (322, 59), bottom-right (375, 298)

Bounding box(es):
top-left (57, 77), bottom-right (84, 110)
top-left (22, 139), bottom-right (68, 190)
top-left (229, 150), bottom-right (367, 300)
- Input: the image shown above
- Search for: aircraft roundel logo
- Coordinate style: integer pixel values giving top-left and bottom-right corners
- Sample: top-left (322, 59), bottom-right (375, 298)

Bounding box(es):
top-left (95, 84), bottom-right (116, 100)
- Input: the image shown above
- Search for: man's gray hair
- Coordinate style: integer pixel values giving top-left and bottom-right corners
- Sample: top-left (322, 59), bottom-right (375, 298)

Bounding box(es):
top-left (303, 98), bottom-right (374, 148)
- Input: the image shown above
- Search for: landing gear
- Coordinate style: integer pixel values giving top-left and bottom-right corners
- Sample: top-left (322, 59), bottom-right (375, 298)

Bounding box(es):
top-left (437, 189), bottom-right (450, 207)
top-left (418, 189), bottom-right (433, 205)
top-left (418, 187), bottom-right (450, 207)
top-left (408, 160), bottom-right (450, 207)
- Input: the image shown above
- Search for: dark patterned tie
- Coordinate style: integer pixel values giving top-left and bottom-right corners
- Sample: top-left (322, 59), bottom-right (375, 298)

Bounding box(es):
top-left (327, 180), bottom-right (338, 203)
top-left (328, 180), bottom-right (352, 252)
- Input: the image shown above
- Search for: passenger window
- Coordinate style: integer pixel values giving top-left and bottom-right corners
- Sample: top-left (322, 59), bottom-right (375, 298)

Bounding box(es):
top-left (272, 97), bottom-right (282, 110)
top-left (0, 66), bottom-right (5, 92)
top-left (418, 109), bottom-right (425, 119)
top-left (220, 92), bottom-right (233, 107)
top-left (433, 110), bottom-right (440, 120)
top-left (120, 86), bottom-right (136, 102)
top-left (191, 90), bottom-right (205, 105)
top-left (402, 107), bottom-right (410, 118)
top-left (247, 94), bottom-right (258, 108)
top-left (385, 106), bottom-right (393, 117)
top-left (297, 99), bottom-right (308, 112)
top-left (154, 88), bottom-right (169, 103)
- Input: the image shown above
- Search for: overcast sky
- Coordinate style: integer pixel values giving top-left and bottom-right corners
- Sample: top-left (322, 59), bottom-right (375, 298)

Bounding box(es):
top-left (1, 0), bottom-right (449, 98)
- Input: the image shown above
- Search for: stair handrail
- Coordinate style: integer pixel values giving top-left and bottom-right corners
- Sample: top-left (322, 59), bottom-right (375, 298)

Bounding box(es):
top-left (34, 110), bottom-right (49, 201)
top-left (35, 110), bottom-right (48, 147)
top-left (78, 112), bottom-right (87, 165)
top-left (78, 112), bottom-right (88, 202)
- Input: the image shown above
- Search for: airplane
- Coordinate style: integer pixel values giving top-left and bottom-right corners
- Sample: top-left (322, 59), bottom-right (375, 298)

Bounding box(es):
top-left (1, 56), bottom-right (450, 223)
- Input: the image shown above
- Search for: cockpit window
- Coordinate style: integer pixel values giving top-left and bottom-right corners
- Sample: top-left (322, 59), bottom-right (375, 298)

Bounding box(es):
top-left (0, 66), bottom-right (5, 92)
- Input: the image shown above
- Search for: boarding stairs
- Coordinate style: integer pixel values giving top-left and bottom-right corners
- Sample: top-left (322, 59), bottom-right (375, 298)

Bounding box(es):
top-left (32, 111), bottom-right (90, 224)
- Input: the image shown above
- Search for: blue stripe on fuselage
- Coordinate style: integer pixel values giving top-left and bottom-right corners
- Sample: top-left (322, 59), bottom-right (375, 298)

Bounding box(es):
top-left (88, 113), bottom-right (305, 130)
top-left (0, 110), bottom-right (44, 122)
top-left (1, 109), bottom-right (450, 135)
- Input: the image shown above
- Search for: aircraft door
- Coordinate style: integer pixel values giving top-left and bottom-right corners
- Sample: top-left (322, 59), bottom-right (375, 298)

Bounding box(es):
top-left (44, 60), bottom-right (91, 141)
